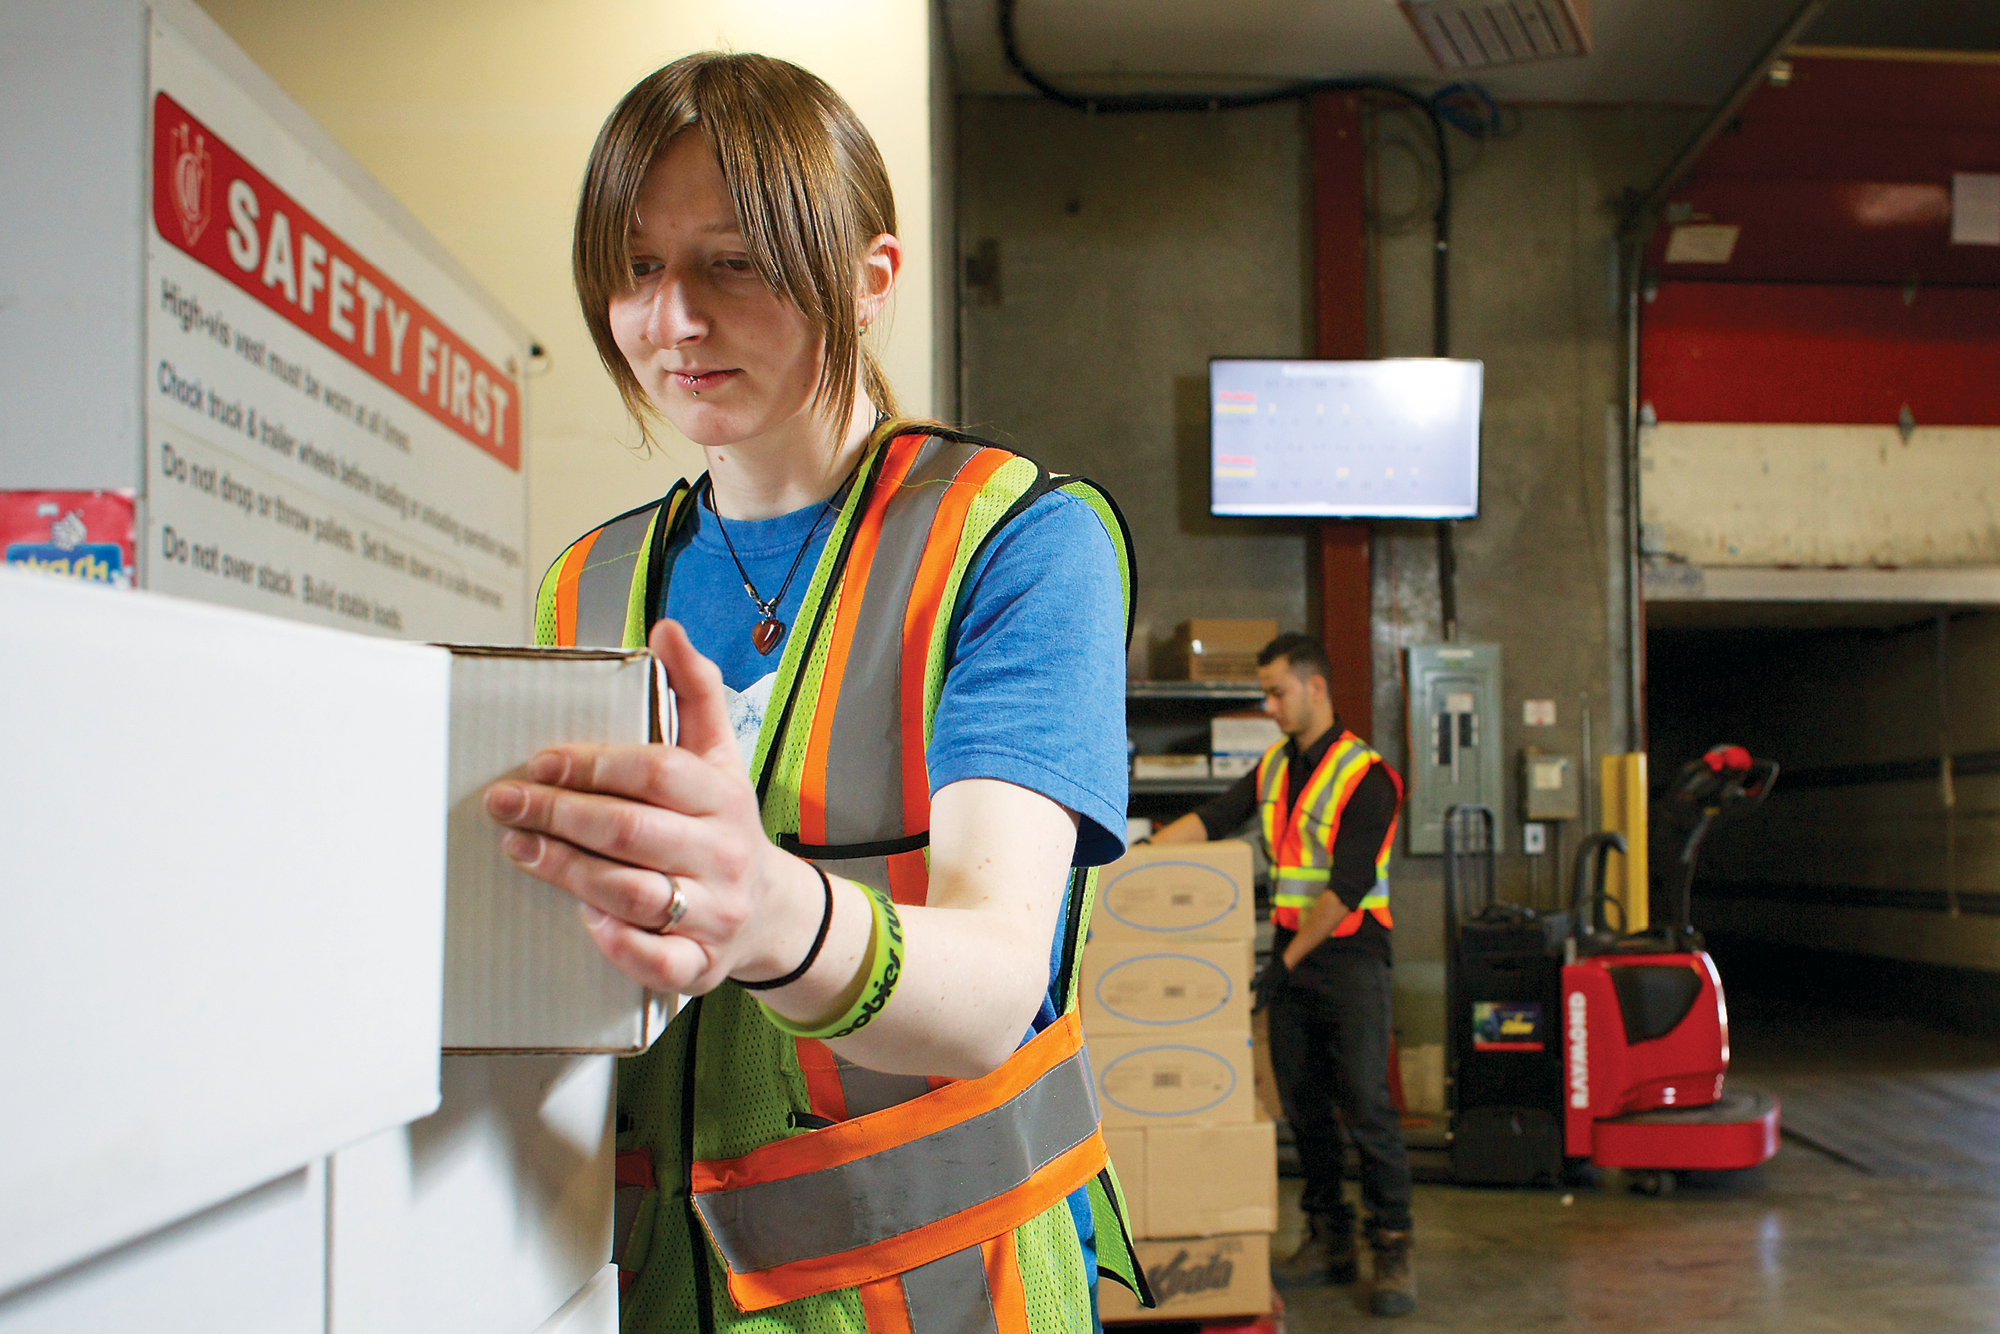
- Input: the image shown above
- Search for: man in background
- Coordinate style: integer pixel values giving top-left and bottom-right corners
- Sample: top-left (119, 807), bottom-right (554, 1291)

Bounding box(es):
top-left (1146, 632), bottom-right (1415, 1318)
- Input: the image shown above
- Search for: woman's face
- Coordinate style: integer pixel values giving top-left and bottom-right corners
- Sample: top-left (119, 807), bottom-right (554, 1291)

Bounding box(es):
top-left (609, 131), bottom-right (824, 451)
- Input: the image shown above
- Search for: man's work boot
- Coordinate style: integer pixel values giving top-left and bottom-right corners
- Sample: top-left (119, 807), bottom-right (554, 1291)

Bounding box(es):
top-left (1271, 1214), bottom-right (1358, 1288)
top-left (1368, 1229), bottom-right (1416, 1317)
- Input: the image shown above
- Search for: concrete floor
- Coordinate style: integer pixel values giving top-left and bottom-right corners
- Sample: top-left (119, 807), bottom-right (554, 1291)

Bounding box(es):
top-left (1274, 952), bottom-right (2000, 1332)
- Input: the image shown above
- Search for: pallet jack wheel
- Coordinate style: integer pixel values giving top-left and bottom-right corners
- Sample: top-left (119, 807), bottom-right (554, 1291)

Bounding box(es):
top-left (1628, 1169), bottom-right (1676, 1197)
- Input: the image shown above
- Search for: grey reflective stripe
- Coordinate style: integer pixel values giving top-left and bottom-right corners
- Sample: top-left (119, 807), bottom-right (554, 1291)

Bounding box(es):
top-left (574, 505), bottom-right (656, 648)
top-left (695, 1047), bottom-right (1098, 1274)
top-left (901, 1247), bottom-right (999, 1334)
top-left (823, 437), bottom-right (983, 846)
top-left (835, 1055), bottom-right (935, 1119)
top-left (817, 854), bottom-right (892, 899)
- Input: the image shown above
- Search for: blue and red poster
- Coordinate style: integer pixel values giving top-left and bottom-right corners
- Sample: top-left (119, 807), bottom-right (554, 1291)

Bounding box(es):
top-left (3, 491), bottom-right (137, 588)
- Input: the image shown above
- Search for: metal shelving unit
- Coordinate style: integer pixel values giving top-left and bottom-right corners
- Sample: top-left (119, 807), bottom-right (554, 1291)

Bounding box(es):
top-left (1126, 679), bottom-right (1266, 820)
top-left (1130, 777), bottom-right (1238, 796)
top-left (1125, 680), bottom-right (1265, 702)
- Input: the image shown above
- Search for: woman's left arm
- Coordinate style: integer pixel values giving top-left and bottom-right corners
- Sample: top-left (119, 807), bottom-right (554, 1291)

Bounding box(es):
top-left (836, 775), bottom-right (1076, 1077)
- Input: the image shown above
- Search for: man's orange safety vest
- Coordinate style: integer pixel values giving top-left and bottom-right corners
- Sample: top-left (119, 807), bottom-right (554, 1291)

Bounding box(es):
top-left (1258, 732), bottom-right (1402, 935)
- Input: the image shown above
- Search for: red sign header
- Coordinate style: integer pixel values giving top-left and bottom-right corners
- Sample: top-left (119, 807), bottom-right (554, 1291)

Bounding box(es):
top-left (152, 93), bottom-right (520, 471)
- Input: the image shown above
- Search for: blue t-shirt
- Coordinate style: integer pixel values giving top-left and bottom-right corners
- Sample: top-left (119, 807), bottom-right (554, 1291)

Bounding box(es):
top-left (661, 470), bottom-right (1128, 1296)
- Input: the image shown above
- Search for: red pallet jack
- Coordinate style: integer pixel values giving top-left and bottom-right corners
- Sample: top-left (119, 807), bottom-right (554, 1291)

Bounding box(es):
top-left (1561, 745), bottom-right (1783, 1191)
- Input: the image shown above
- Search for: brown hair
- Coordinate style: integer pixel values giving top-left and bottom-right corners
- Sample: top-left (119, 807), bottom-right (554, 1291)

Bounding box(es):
top-left (1259, 632), bottom-right (1334, 687)
top-left (573, 53), bottom-right (899, 448)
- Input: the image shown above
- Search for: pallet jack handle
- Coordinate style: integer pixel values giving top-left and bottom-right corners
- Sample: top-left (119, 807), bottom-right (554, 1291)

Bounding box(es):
top-left (1663, 746), bottom-right (1780, 936)
top-left (1569, 830), bottom-right (1628, 956)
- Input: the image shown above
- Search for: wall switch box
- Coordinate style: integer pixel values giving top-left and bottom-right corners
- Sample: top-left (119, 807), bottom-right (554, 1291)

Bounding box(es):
top-left (1520, 747), bottom-right (1580, 822)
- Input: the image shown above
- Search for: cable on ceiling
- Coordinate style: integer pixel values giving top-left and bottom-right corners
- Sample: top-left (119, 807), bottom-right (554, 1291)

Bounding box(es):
top-left (998, 0), bottom-right (1502, 360)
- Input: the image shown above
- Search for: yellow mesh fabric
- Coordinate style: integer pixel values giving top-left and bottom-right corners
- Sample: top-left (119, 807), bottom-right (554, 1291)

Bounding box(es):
top-left (1053, 480), bottom-right (1132, 627)
top-left (922, 456), bottom-right (1041, 740)
top-left (532, 541), bottom-right (572, 647)
top-left (761, 576), bottom-right (843, 841)
top-left (618, 992), bottom-right (869, 1334)
top-left (1016, 1205), bottom-right (1093, 1334)
top-left (1057, 868), bottom-right (1100, 1017)
top-left (621, 502), bottom-right (668, 650)
top-left (1082, 1170), bottom-right (1147, 1309)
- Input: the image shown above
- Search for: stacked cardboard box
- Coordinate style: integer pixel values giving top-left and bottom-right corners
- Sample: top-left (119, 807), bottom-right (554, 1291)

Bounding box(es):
top-left (1210, 713), bottom-right (1283, 781)
top-left (1084, 842), bottom-right (1278, 1322)
top-left (1163, 619), bottom-right (1279, 683)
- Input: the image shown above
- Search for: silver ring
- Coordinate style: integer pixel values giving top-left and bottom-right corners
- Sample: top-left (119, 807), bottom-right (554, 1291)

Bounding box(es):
top-left (654, 876), bottom-right (688, 934)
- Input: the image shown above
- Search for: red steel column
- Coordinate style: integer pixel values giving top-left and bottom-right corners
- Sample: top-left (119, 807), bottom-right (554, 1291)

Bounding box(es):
top-left (1311, 92), bottom-right (1373, 740)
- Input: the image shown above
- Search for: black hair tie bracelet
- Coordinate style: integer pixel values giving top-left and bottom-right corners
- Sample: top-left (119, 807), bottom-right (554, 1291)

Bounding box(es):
top-left (737, 863), bottom-right (835, 992)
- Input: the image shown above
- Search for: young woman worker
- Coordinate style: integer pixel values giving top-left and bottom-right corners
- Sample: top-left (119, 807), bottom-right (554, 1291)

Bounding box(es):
top-left (482, 53), bottom-right (1149, 1334)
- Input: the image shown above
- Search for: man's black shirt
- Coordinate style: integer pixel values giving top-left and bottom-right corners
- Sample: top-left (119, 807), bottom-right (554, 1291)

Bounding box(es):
top-left (1190, 723), bottom-right (1397, 963)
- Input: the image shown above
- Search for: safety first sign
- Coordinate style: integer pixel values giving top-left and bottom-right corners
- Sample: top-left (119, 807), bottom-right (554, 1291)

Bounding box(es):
top-left (144, 16), bottom-right (527, 641)
top-left (154, 94), bottom-right (517, 469)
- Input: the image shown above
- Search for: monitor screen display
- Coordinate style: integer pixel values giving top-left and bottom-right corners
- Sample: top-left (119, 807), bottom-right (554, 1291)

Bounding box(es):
top-left (1209, 358), bottom-right (1482, 519)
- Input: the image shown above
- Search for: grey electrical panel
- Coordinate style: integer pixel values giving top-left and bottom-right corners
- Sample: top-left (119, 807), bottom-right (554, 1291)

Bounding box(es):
top-left (1405, 643), bottom-right (1504, 854)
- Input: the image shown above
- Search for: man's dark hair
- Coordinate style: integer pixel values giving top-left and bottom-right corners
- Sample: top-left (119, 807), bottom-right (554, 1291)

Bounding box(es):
top-left (1258, 632), bottom-right (1333, 685)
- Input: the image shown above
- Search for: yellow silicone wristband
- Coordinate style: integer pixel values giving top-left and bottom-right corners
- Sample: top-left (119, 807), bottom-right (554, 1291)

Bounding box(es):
top-left (756, 879), bottom-right (903, 1041)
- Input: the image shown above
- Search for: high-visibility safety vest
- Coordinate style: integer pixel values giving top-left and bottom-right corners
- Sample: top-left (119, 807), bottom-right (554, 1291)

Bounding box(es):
top-left (1258, 732), bottom-right (1404, 935)
top-left (536, 427), bottom-right (1152, 1334)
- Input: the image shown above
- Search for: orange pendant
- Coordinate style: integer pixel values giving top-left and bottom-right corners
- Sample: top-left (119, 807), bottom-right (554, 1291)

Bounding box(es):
top-left (753, 618), bottom-right (785, 655)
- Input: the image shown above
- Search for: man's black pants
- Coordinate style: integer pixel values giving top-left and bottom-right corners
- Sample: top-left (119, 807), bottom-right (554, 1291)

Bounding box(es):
top-left (1268, 946), bottom-right (1413, 1238)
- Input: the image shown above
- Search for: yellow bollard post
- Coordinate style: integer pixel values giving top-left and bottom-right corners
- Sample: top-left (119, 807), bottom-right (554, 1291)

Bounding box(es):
top-left (1598, 754), bottom-right (1649, 934)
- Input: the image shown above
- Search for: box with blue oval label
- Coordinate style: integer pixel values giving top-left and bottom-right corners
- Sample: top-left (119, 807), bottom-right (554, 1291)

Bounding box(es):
top-left (1082, 939), bottom-right (1253, 1036)
top-left (1091, 841), bottom-right (1254, 942)
top-left (1086, 1029), bottom-right (1257, 1128)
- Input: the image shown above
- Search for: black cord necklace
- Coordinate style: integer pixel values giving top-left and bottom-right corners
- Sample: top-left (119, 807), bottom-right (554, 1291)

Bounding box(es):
top-left (704, 480), bottom-right (835, 655)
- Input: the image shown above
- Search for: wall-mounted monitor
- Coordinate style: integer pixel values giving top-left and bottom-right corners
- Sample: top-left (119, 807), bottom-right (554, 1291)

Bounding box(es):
top-left (1209, 358), bottom-right (1483, 519)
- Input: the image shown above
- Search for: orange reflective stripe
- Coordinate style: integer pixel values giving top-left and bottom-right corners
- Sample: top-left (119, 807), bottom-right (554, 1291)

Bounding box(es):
top-left (717, 1133), bottom-right (1108, 1311)
top-left (551, 528), bottom-right (598, 648)
top-left (688, 1013), bottom-right (1105, 1310)
top-left (886, 847), bottom-right (930, 908)
top-left (1330, 904), bottom-right (1394, 937)
top-left (983, 1230), bottom-right (1029, 1334)
top-left (898, 446), bottom-right (1011, 841)
top-left (796, 1039), bottom-right (849, 1123)
top-left (615, 1147), bottom-right (655, 1189)
top-left (800, 436), bottom-right (925, 845)
top-left (860, 1277), bottom-right (917, 1334)
top-left (692, 1013), bottom-right (1084, 1193)
top-left (1375, 767), bottom-right (1406, 877)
